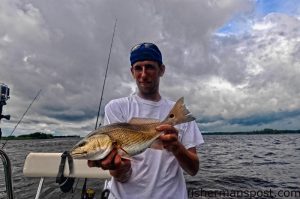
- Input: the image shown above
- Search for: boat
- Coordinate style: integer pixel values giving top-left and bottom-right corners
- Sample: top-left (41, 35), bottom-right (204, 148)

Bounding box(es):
top-left (1, 149), bottom-right (111, 199)
top-left (0, 82), bottom-right (110, 199)
top-left (24, 152), bottom-right (110, 199)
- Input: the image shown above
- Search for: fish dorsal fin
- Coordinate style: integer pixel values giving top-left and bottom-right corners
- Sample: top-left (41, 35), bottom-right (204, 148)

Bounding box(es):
top-left (161, 97), bottom-right (195, 126)
top-left (129, 117), bottom-right (160, 125)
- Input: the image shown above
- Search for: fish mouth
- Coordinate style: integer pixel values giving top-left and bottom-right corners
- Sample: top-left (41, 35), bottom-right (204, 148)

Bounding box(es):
top-left (70, 151), bottom-right (87, 159)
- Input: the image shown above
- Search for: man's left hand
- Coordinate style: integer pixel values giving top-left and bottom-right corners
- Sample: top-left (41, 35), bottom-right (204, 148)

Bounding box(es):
top-left (156, 124), bottom-right (180, 154)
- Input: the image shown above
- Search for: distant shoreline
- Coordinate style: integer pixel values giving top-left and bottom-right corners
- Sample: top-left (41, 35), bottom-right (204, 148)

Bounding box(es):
top-left (1, 132), bottom-right (80, 140)
top-left (202, 129), bottom-right (300, 135)
top-left (1, 129), bottom-right (300, 140)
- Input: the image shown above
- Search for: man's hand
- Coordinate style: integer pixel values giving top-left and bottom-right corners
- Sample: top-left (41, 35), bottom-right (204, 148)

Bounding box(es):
top-left (156, 124), bottom-right (199, 176)
top-left (156, 124), bottom-right (180, 154)
top-left (87, 148), bottom-right (132, 182)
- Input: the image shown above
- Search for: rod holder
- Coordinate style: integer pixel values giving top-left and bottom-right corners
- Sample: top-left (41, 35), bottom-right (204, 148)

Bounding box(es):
top-left (0, 149), bottom-right (15, 199)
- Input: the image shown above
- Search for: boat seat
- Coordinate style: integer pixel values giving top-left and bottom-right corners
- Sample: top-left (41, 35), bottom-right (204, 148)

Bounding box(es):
top-left (23, 152), bottom-right (110, 179)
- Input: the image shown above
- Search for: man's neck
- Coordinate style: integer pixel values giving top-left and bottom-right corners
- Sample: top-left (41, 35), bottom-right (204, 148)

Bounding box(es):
top-left (137, 92), bottom-right (161, 102)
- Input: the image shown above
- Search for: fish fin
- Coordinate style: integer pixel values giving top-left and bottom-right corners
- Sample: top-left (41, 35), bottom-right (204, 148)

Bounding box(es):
top-left (115, 144), bottom-right (133, 160)
top-left (162, 97), bottom-right (195, 126)
top-left (150, 139), bottom-right (164, 150)
top-left (118, 146), bottom-right (129, 155)
top-left (129, 117), bottom-right (160, 125)
top-left (117, 148), bottom-right (134, 162)
top-left (120, 155), bottom-right (133, 161)
top-left (121, 155), bottom-right (139, 164)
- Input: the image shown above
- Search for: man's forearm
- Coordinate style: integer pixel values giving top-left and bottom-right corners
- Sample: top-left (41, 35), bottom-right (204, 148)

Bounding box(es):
top-left (173, 145), bottom-right (199, 176)
top-left (110, 166), bottom-right (132, 183)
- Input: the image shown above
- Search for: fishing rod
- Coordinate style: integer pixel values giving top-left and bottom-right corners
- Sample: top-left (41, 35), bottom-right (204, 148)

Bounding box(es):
top-left (1, 89), bottom-right (42, 149)
top-left (95, 19), bottom-right (118, 130)
top-left (79, 19), bottom-right (117, 199)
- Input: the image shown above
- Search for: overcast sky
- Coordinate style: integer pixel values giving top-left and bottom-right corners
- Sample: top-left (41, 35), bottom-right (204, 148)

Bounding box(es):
top-left (1, 0), bottom-right (300, 136)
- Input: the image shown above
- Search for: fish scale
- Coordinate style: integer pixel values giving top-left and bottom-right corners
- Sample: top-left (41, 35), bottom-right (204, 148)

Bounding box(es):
top-left (103, 124), bottom-right (159, 155)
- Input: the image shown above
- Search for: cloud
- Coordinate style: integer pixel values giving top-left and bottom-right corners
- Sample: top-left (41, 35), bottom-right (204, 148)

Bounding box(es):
top-left (194, 13), bottom-right (300, 130)
top-left (228, 109), bottom-right (300, 126)
top-left (1, 0), bottom-right (299, 135)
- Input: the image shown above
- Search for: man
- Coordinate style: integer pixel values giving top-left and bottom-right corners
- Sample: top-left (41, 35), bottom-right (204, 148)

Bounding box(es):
top-left (88, 42), bottom-right (204, 198)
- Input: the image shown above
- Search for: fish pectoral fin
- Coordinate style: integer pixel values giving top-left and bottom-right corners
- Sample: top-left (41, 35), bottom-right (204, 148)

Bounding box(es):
top-left (150, 139), bottom-right (164, 150)
top-left (112, 141), bottom-right (130, 157)
top-left (118, 146), bottom-right (129, 155)
top-left (117, 148), bottom-right (134, 161)
top-left (120, 154), bottom-right (133, 161)
top-left (115, 144), bottom-right (131, 157)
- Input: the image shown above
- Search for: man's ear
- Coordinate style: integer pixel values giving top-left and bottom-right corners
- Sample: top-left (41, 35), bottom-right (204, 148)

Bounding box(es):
top-left (130, 67), bottom-right (135, 78)
top-left (159, 64), bottom-right (165, 77)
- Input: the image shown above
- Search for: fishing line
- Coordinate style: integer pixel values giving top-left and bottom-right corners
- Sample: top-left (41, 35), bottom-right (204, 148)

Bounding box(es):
top-left (76, 18), bottom-right (117, 199)
top-left (1, 89), bottom-right (42, 149)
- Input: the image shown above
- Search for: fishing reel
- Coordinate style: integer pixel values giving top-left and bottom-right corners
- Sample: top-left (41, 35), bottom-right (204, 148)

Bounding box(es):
top-left (0, 83), bottom-right (11, 121)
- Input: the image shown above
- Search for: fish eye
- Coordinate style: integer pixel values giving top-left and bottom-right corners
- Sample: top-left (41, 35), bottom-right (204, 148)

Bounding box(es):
top-left (78, 142), bottom-right (86, 147)
top-left (169, 114), bottom-right (174, 118)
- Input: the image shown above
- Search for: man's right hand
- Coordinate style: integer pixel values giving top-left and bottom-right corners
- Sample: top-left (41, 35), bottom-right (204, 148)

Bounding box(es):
top-left (87, 148), bottom-right (132, 183)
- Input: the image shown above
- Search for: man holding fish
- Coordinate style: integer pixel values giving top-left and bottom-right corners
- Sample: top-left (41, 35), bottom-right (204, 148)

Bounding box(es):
top-left (71, 43), bottom-right (204, 198)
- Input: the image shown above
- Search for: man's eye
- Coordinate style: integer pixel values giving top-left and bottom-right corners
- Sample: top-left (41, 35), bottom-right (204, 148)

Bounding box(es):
top-left (133, 66), bottom-right (142, 71)
top-left (145, 65), bottom-right (155, 70)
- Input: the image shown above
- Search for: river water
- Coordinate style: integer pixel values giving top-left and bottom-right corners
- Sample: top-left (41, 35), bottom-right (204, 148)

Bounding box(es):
top-left (1, 134), bottom-right (300, 199)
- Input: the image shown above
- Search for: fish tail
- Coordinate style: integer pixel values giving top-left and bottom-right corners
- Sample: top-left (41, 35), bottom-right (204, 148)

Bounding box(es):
top-left (162, 97), bottom-right (195, 126)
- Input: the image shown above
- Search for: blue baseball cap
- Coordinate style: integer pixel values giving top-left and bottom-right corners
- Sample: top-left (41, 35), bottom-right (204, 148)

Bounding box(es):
top-left (130, 42), bottom-right (163, 66)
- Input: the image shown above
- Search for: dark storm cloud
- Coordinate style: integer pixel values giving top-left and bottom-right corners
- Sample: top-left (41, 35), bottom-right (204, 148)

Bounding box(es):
top-left (228, 109), bottom-right (300, 126)
top-left (1, 0), bottom-right (300, 135)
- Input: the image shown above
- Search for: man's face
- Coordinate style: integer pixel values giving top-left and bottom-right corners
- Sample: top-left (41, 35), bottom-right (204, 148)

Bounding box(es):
top-left (131, 60), bottom-right (165, 96)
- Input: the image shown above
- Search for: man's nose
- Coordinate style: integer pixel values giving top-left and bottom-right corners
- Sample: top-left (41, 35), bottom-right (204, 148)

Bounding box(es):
top-left (140, 67), bottom-right (148, 78)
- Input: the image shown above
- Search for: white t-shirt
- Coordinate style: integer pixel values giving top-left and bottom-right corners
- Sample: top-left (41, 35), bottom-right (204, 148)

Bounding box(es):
top-left (104, 94), bottom-right (204, 199)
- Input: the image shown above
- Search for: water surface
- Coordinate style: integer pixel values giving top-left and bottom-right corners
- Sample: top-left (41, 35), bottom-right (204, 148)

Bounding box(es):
top-left (1, 134), bottom-right (299, 198)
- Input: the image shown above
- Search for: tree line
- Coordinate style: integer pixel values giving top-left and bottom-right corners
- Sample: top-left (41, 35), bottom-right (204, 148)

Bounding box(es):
top-left (2, 132), bottom-right (80, 140)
